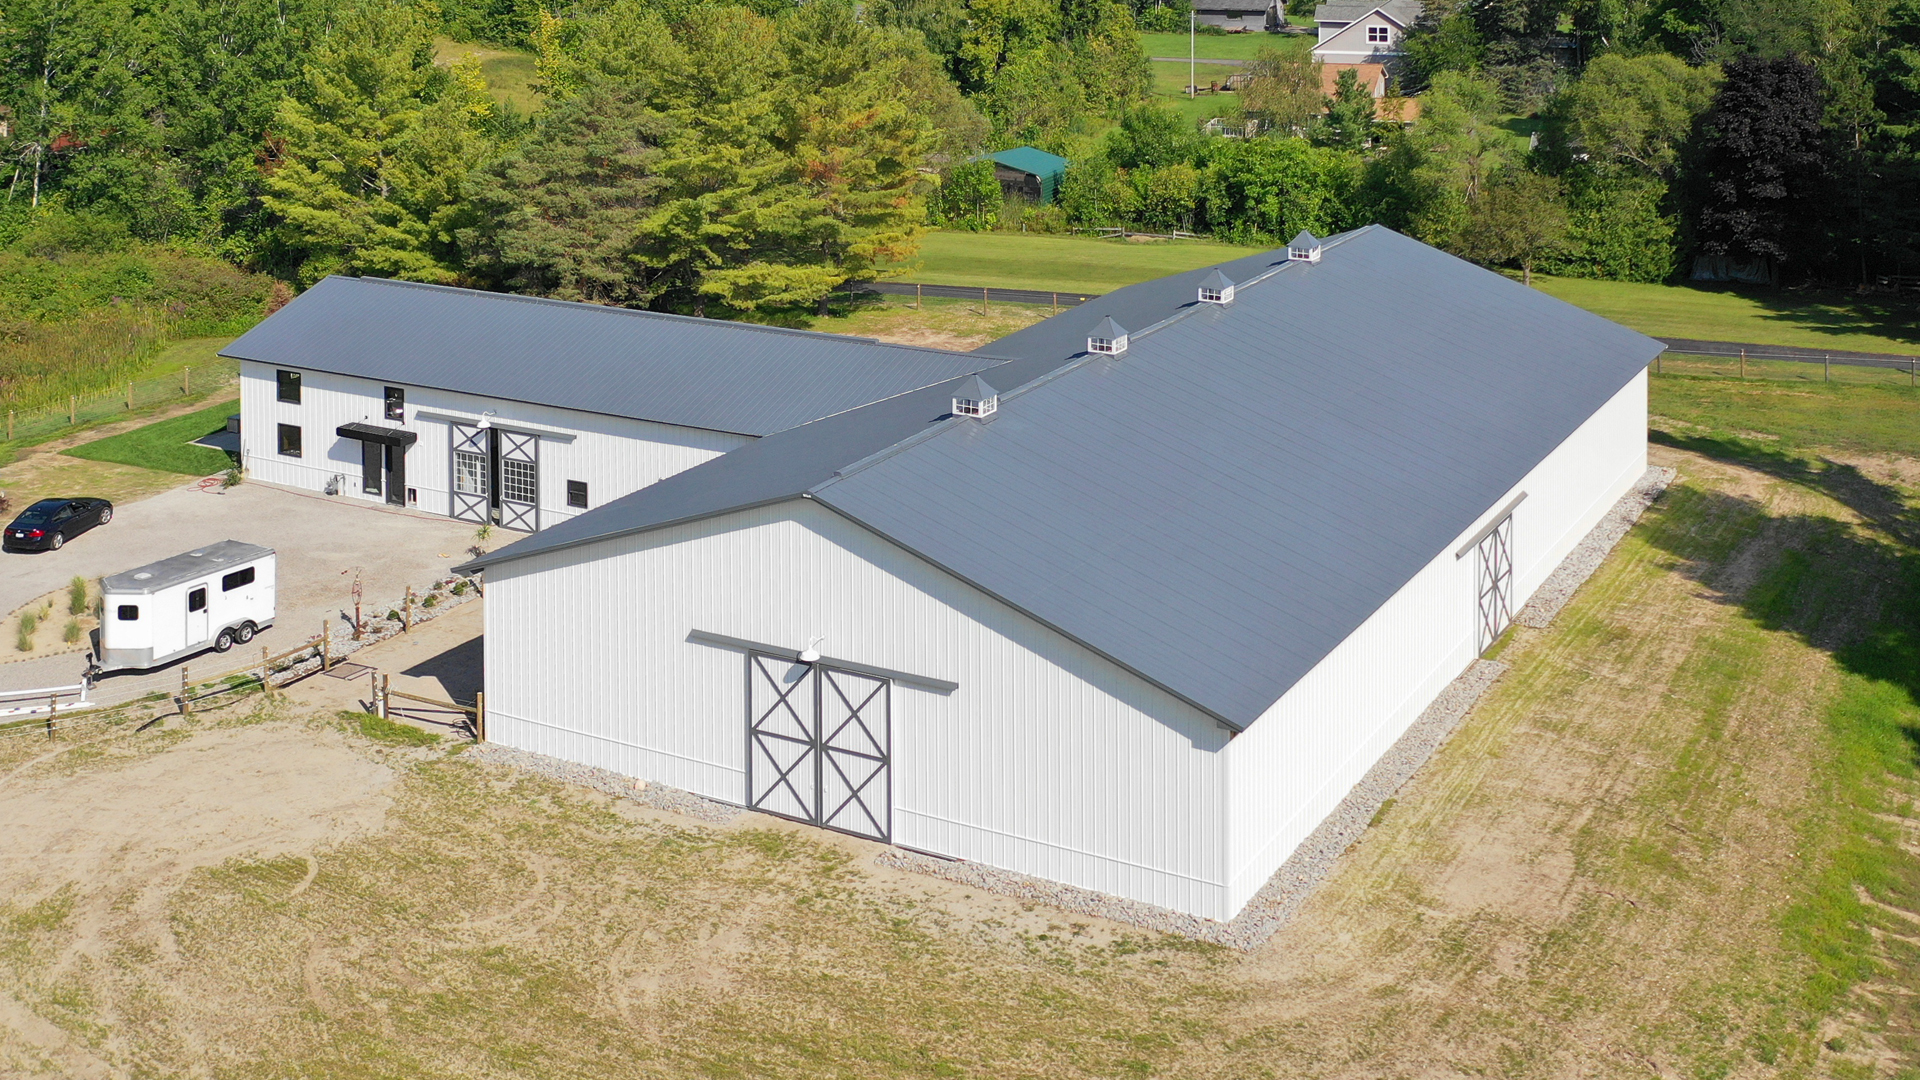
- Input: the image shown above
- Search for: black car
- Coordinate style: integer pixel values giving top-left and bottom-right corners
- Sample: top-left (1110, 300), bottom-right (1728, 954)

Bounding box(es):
top-left (3, 497), bottom-right (113, 552)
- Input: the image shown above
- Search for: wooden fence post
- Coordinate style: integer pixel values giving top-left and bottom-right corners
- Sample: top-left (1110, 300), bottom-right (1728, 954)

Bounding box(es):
top-left (915, 283), bottom-right (922, 310)
top-left (1052, 292), bottom-right (1059, 315)
top-left (1824, 353), bottom-right (1831, 383)
top-left (47, 694), bottom-right (57, 736)
top-left (179, 665), bottom-right (191, 719)
top-left (380, 673), bottom-right (391, 721)
top-left (475, 691), bottom-right (485, 742)
top-left (127, 382), bottom-right (134, 410)
top-left (261, 644), bottom-right (270, 685)
top-left (321, 621), bottom-right (332, 672)
top-left (69, 395), bottom-right (76, 425)
top-left (404, 587), bottom-right (413, 633)
top-left (183, 366), bottom-right (191, 395)
top-left (1740, 348), bottom-right (1746, 380)
top-left (983, 286), bottom-right (989, 314)
top-left (6, 410), bottom-right (12, 440)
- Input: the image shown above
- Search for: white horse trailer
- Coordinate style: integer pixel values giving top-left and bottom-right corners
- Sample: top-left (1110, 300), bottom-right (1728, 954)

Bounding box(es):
top-left (92, 541), bottom-right (276, 673)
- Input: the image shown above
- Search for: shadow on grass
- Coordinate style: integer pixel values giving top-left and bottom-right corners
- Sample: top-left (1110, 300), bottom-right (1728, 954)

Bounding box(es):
top-left (1646, 429), bottom-right (1920, 769)
top-left (1677, 279), bottom-right (1920, 350)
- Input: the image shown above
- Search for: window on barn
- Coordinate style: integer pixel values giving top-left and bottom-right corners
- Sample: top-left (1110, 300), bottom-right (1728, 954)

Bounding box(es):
top-left (222, 567), bottom-right (255, 592)
top-left (1367, 24), bottom-right (1390, 41)
top-left (277, 423), bottom-right (302, 457)
top-left (276, 369), bottom-right (301, 403)
top-left (117, 605), bottom-right (139, 621)
top-left (384, 386), bottom-right (405, 421)
top-left (567, 480), bottom-right (589, 509)
top-left (501, 458), bottom-right (537, 505)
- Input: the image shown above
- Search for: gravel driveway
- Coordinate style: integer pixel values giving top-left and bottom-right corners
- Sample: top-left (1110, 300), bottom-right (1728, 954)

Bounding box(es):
top-left (0, 481), bottom-right (480, 692)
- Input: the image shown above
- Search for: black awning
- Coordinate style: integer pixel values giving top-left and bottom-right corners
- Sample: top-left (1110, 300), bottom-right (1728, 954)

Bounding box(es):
top-left (336, 422), bottom-right (418, 447)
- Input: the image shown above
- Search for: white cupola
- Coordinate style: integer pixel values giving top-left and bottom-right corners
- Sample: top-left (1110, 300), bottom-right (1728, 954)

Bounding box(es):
top-left (1198, 269), bottom-right (1236, 304)
top-left (1288, 230), bottom-right (1322, 263)
top-left (952, 374), bottom-right (999, 418)
top-left (1088, 316), bottom-right (1129, 355)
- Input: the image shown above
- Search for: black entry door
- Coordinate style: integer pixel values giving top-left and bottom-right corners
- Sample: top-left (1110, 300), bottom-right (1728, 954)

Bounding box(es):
top-left (360, 440), bottom-right (407, 506)
top-left (384, 443), bottom-right (406, 506)
top-left (361, 440), bottom-right (383, 498)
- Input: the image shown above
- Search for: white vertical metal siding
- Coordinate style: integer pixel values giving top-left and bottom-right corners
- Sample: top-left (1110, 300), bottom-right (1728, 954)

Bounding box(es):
top-left (484, 501), bottom-right (1236, 920)
top-left (237, 361), bottom-right (749, 525)
top-left (1223, 371), bottom-right (1649, 911)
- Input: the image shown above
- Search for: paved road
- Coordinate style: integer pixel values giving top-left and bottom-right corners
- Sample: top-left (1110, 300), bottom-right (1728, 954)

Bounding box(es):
top-left (1656, 337), bottom-right (1920, 370)
top-left (0, 480), bottom-right (478, 693)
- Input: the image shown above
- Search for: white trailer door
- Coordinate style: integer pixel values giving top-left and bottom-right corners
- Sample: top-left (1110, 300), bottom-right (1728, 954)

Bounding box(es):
top-left (185, 583), bottom-right (211, 646)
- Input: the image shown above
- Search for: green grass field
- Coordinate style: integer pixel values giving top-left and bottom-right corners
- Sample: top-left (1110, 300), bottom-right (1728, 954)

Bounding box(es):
top-left (1150, 61), bottom-right (1245, 122)
top-left (903, 231), bottom-right (1262, 293)
top-left (432, 37), bottom-right (543, 115)
top-left (1137, 30), bottom-right (1306, 59)
top-left (1536, 275), bottom-right (1920, 357)
top-left (64, 398), bottom-right (238, 476)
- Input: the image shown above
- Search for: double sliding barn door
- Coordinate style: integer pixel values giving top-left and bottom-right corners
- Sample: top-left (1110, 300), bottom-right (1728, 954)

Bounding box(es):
top-left (746, 653), bottom-right (892, 842)
top-left (1475, 514), bottom-right (1515, 653)
top-left (450, 423), bottom-right (539, 531)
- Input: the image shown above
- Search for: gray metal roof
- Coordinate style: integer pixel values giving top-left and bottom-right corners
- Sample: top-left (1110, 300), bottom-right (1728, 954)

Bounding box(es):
top-left (103, 541), bottom-right (274, 595)
top-left (465, 227), bottom-right (1662, 729)
top-left (1316, 0), bottom-right (1421, 24)
top-left (220, 276), bottom-right (1006, 437)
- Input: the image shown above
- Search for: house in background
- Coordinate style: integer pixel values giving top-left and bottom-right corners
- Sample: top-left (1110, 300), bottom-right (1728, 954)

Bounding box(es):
top-left (1192, 0), bottom-right (1285, 32)
top-left (222, 278), bottom-right (1001, 532)
top-left (984, 147), bottom-right (1068, 205)
top-left (1312, 0), bottom-right (1421, 65)
top-left (459, 226), bottom-right (1663, 923)
top-left (1317, 61), bottom-right (1423, 122)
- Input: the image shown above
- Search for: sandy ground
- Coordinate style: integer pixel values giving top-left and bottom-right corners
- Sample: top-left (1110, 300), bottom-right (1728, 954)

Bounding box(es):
top-left (0, 444), bottom-right (1911, 1078)
top-left (0, 482), bottom-right (481, 694)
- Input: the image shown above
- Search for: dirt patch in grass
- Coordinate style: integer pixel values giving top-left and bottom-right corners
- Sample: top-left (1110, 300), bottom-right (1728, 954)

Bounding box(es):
top-left (0, 445), bottom-right (1914, 1077)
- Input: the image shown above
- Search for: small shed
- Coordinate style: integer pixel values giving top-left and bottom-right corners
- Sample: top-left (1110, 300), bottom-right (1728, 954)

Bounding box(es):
top-left (986, 147), bottom-right (1068, 205)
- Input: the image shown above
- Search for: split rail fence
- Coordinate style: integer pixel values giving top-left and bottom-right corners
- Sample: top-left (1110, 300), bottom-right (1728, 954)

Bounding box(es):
top-left (2, 356), bottom-right (241, 448)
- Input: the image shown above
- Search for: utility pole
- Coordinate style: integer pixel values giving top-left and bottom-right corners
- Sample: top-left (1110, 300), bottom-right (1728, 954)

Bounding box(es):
top-left (1189, 11), bottom-right (1196, 98)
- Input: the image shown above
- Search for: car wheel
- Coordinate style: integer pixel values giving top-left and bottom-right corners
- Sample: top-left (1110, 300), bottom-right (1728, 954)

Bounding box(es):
top-left (213, 628), bottom-right (235, 653)
top-left (98, 507), bottom-right (112, 525)
top-left (49, 532), bottom-right (63, 550)
top-left (235, 622), bottom-right (255, 644)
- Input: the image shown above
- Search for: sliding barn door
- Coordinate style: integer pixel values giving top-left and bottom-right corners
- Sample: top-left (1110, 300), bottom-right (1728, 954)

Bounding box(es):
top-left (745, 653), bottom-right (892, 842)
top-left (497, 430), bottom-right (539, 532)
top-left (450, 423), bottom-right (490, 524)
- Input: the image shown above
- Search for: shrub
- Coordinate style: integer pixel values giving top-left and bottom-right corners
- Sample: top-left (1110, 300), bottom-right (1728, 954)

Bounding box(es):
top-left (451, 579), bottom-right (470, 596)
top-left (348, 710), bottom-right (442, 747)
top-left (63, 619), bottom-right (81, 643)
top-left (387, 609), bottom-right (402, 622)
top-left (422, 594), bottom-right (438, 608)
top-left (16, 611), bottom-right (35, 651)
top-left (222, 467), bottom-right (243, 488)
top-left (68, 576), bottom-right (87, 615)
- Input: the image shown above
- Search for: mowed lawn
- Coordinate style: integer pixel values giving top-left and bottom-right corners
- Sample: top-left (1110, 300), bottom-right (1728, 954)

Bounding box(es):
top-left (431, 37), bottom-right (542, 114)
top-left (903, 231), bottom-right (1262, 294)
top-left (0, 372), bottom-right (1914, 1075)
top-left (64, 398), bottom-right (238, 476)
top-left (1537, 274), bottom-right (1920, 357)
top-left (1137, 30), bottom-right (1306, 59)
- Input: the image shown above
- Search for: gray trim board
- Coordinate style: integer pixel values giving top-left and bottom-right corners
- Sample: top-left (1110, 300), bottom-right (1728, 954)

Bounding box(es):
top-left (688, 630), bottom-right (959, 694)
top-left (1454, 492), bottom-right (1529, 557)
top-left (414, 411), bottom-right (577, 443)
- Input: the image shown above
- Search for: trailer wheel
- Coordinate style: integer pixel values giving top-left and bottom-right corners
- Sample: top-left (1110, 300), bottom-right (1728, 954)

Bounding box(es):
top-left (213, 628), bottom-right (235, 653)
top-left (235, 622), bottom-right (256, 644)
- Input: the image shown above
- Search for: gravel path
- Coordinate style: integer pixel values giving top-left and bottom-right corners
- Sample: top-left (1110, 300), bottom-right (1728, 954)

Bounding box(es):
top-left (878, 467), bottom-right (1678, 949)
top-left (464, 743), bottom-right (742, 825)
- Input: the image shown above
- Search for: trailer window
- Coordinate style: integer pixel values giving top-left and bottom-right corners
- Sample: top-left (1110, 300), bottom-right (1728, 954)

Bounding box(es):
top-left (567, 480), bottom-right (589, 509)
top-left (384, 386), bottom-right (405, 420)
top-left (117, 605), bottom-right (139, 621)
top-left (278, 423), bottom-right (302, 457)
top-left (188, 588), bottom-right (207, 612)
top-left (222, 567), bottom-right (255, 591)
top-left (277, 369), bottom-right (302, 404)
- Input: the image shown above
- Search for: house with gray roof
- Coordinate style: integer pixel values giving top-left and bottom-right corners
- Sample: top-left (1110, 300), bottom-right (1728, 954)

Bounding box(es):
top-left (456, 226), bottom-right (1662, 922)
top-left (1313, 0), bottom-right (1421, 65)
top-left (223, 276), bottom-right (1003, 531)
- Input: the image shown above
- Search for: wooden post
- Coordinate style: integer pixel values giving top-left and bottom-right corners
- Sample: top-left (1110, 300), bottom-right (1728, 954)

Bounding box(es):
top-left (1740, 348), bottom-right (1746, 380)
top-left (369, 669), bottom-right (379, 714)
top-left (127, 382), bottom-right (133, 410)
top-left (321, 622), bottom-right (332, 672)
top-left (380, 673), bottom-right (390, 721)
top-left (404, 587), bottom-right (413, 633)
top-left (180, 665), bottom-right (192, 718)
top-left (69, 395), bottom-right (76, 425)
top-left (182, 366), bottom-right (191, 395)
top-left (6, 410), bottom-right (11, 440)
top-left (46, 694), bottom-right (56, 736)
top-left (1910, 358), bottom-right (1915, 387)
top-left (474, 691), bottom-right (485, 742)
top-left (1655, 352), bottom-right (1661, 375)
top-left (1052, 292), bottom-right (1059, 315)
top-left (982, 286), bottom-right (989, 314)
top-left (914, 283), bottom-right (922, 310)
top-left (1824, 353), bottom-right (1831, 383)
top-left (261, 644), bottom-right (270, 685)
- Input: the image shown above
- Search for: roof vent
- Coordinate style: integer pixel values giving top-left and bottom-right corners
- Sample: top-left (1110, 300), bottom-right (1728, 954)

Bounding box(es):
top-left (1288, 231), bottom-right (1322, 263)
top-left (1198, 269), bottom-right (1236, 305)
top-left (952, 374), bottom-right (999, 418)
top-left (133, 572), bottom-right (153, 580)
top-left (1088, 316), bottom-right (1129, 356)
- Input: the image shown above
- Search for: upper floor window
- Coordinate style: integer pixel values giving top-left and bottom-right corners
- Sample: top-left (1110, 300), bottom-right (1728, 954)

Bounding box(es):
top-left (384, 386), bottom-right (405, 421)
top-left (1367, 23), bottom-right (1391, 41)
top-left (276, 369), bottom-right (302, 404)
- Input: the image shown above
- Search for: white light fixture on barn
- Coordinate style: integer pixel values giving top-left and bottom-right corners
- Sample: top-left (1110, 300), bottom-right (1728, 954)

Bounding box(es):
top-left (476, 410), bottom-right (497, 430)
top-left (798, 636), bottom-right (825, 664)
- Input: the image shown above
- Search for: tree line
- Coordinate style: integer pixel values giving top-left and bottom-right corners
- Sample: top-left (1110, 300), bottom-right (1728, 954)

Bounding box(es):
top-left (2, 0), bottom-right (1915, 314)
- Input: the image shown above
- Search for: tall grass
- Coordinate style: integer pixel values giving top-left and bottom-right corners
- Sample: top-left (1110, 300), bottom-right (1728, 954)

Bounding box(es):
top-left (0, 310), bottom-right (167, 410)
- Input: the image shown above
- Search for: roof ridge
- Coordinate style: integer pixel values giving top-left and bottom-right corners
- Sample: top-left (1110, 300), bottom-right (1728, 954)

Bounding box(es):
top-left (334, 276), bottom-right (995, 359)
